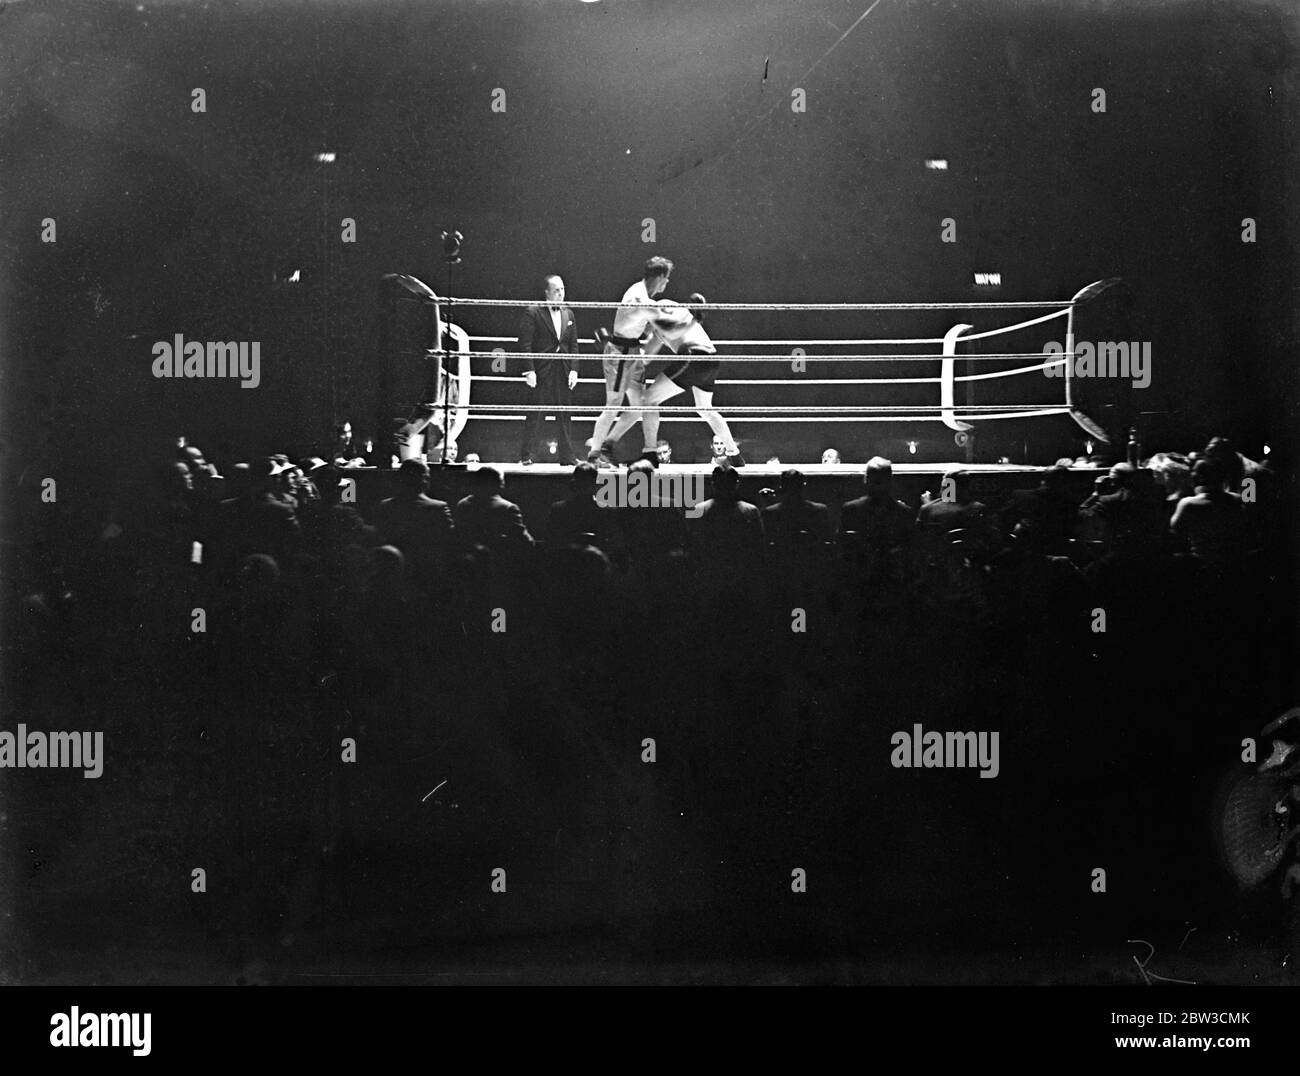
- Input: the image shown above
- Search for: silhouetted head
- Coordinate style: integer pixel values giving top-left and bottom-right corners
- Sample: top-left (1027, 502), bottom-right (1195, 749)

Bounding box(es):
top-left (470, 466), bottom-right (504, 496)
top-left (238, 553), bottom-right (280, 592)
top-left (941, 468), bottom-right (972, 502)
top-left (780, 468), bottom-right (806, 495)
top-left (250, 457), bottom-right (288, 493)
top-left (226, 462), bottom-right (252, 498)
top-left (1041, 464), bottom-right (1070, 492)
top-left (397, 458), bottom-right (429, 493)
top-left (864, 456), bottom-right (893, 494)
top-left (1204, 436), bottom-right (1235, 461)
top-left (712, 465), bottom-right (741, 500)
top-left (370, 544), bottom-right (406, 588)
top-left (1193, 456), bottom-right (1228, 491)
top-left (570, 461), bottom-right (598, 492)
top-left (1148, 453), bottom-right (1191, 496)
top-left (1204, 436), bottom-right (1244, 487)
top-left (178, 444), bottom-right (208, 473)
top-left (1108, 462), bottom-right (1136, 489)
top-left (551, 542), bottom-right (612, 590)
top-left (162, 460), bottom-right (193, 496)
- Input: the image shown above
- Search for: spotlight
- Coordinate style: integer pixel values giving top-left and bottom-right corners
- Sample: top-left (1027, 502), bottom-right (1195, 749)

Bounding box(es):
top-left (441, 230), bottom-right (463, 264)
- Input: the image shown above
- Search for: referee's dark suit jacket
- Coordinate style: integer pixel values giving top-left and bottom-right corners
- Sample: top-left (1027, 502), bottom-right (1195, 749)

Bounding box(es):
top-left (518, 303), bottom-right (579, 461)
top-left (519, 302), bottom-right (578, 376)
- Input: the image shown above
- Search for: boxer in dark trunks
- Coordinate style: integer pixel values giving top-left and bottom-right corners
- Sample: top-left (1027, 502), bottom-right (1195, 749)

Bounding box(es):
top-left (588, 256), bottom-right (675, 468)
top-left (604, 292), bottom-right (744, 467)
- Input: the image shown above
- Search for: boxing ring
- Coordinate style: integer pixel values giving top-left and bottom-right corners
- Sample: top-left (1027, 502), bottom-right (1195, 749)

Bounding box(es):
top-left (377, 275), bottom-right (1120, 467)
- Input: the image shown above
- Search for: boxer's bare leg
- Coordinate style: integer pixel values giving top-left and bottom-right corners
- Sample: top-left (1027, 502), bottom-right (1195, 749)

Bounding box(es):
top-left (634, 376), bottom-right (685, 454)
top-left (607, 374), bottom-right (674, 449)
top-left (588, 343), bottom-right (629, 459)
top-left (693, 387), bottom-right (739, 456)
top-left (590, 394), bottom-right (624, 456)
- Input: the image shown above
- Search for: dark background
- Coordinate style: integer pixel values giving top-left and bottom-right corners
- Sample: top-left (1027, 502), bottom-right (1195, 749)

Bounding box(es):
top-left (3, 0), bottom-right (1300, 989)
top-left (2, 0), bottom-right (1296, 475)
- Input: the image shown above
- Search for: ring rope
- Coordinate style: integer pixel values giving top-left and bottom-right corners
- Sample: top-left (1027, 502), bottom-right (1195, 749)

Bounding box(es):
top-left (473, 358), bottom-right (1063, 387)
top-left (466, 349), bottom-right (1064, 363)
top-left (469, 306), bottom-right (1065, 347)
top-left (469, 409), bottom-right (1072, 424)
top-left (476, 334), bottom-right (1057, 347)
top-left (446, 297), bottom-right (1077, 311)
top-left (429, 284), bottom-right (1106, 443)
top-left (461, 403), bottom-right (1068, 414)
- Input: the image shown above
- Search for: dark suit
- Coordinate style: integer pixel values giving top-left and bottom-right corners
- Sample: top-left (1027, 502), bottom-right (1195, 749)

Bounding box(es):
top-left (518, 303), bottom-right (579, 463)
top-left (371, 493), bottom-right (456, 564)
top-left (761, 494), bottom-right (831, 546)
top-left (840, 493), bottom-right (914, 550)
top-left (1081, 487), bottom-right (1160, 550)
top-left (547, 493), bottom-right (618, 551)
top-left (687, 497), bottom-right (766, 560)
top-left (454, 493), bottom-right (535, 553)
top-left (1009, 486), bottom-right (1078, 549)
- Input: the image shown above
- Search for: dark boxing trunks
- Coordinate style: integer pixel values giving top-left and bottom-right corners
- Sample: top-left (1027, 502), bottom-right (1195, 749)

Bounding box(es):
top-left (663, 347), bottom-right (720, 392)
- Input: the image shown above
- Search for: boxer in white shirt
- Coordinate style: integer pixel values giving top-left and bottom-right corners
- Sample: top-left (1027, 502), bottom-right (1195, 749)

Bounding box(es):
top-left (587, 256), bottom-right (674, 468)
top-left (603, 292), bottom-right (744, 467)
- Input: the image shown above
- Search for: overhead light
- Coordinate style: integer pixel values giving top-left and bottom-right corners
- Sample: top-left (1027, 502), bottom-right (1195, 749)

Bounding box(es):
top-left (907, 440), bottom-right (918, 455)
top-left (973, 271), bottom-right (1001, 286)
top-left (313, 152), bottom-right (336, 163)
top-left (924, 159), bottom-right (948, 170)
